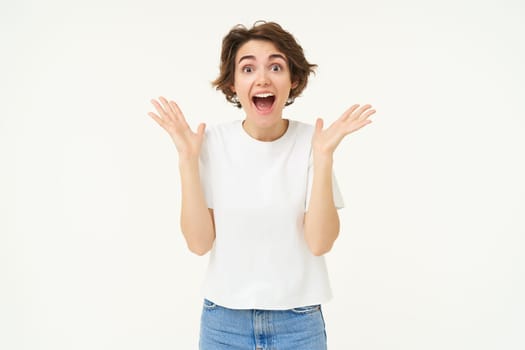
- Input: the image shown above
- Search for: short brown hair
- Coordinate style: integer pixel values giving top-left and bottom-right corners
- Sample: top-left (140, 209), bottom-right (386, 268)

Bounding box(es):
top-left (212, 21), bottom-right (317, 108)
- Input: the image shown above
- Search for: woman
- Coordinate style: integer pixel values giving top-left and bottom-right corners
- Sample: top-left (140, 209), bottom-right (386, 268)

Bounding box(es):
top-left (148, 21), bottom-right (375, 350)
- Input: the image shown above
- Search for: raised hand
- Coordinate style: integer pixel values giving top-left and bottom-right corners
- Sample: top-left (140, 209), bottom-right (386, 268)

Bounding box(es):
top-left (148, 96), bottom-right (206, 160)
top-left (312, 104), bottom-right (376, 156)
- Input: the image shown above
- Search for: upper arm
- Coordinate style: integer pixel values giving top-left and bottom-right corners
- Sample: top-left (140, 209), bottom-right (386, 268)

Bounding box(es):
top-left (208, 208), bottom-right (216, 239)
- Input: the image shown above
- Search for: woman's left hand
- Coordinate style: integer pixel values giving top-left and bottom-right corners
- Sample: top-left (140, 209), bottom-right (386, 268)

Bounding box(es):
top-left (312, 104), bottom-right (376, 157)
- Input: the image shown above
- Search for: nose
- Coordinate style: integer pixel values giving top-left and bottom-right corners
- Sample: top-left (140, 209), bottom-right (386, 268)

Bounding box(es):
top-left (255, 69), bottom-right (270, 86)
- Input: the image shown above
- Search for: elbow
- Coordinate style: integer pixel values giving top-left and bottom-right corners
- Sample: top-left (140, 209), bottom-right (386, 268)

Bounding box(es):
top-left (181, 220), bottom-right (215, 256)
top-left (303, 212), bottom-right (340, 256)
top-left (304, 228), bottom-right (339, 256)
top-left (308, 242), bottom-right (334, 256)
top-left (182, 228), bottom-right (215, 256)
top-left (189, 247), bottom-right (210, 256)
top-left (187, 241), bottom-right (213, 256)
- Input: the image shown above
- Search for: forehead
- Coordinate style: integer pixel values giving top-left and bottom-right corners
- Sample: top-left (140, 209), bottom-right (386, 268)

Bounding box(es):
top-left (235, 39), bottom-right (287, 63)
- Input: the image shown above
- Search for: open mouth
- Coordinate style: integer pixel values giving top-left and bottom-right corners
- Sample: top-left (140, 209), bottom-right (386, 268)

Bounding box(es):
top-left (252, 93), bottom-right (275, 113)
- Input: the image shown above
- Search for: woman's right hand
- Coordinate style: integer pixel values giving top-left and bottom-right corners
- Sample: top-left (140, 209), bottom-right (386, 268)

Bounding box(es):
top-left (148, 96), bottom-right (206, 160)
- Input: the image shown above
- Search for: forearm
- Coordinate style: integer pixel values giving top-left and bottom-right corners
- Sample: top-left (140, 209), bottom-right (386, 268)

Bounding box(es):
top-left (179, 158), bottom-right (215, 255)
top-left (304, 155), bottom-right (340, 256)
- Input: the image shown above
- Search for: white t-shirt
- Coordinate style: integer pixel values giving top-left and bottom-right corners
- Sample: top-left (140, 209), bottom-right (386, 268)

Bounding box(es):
top-left (199, 119), bottom-right (344, 310)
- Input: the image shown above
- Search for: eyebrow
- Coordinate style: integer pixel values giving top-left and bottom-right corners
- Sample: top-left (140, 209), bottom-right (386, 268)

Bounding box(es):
top-left (238, 53), bottom-right (287, 64)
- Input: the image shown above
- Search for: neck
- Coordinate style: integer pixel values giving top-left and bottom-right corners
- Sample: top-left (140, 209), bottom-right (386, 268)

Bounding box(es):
top-left (242, 118), bottom-right (289, 142)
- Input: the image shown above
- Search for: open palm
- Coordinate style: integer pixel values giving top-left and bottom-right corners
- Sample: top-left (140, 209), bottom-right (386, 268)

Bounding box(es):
top-left (313, 104), bottom-right (376, 155)
top-left (148, 96), bottom-right (206, 160)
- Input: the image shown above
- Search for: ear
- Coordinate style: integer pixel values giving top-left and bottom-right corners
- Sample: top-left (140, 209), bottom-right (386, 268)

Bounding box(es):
top-left (291, 81), bottom-right (299, 89)
top-left (230, 85), bottom-right (236, 94)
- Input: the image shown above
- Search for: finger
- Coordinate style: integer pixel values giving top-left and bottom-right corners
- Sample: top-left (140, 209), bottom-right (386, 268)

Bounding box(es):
top-left (359, 109), bottom-right (376, 121)
top-left (169, 100), bottom-right (189, 128)
top-left (197, 122), bottom-right (206, 137)
top-left (341, 104), bottom-right (360, 121)
top-left (159, 96), bottom-right (177, 121)
top-left (315, 118), bottom-right (324, 134)
top-left (150, 99), bottom-right (170, 120)
top-left (148, 112), bottom-right (169, 132)
top-left (355, 104), bottom-right (373, 121)
top-left (352, 120), bottom-right (373, 133)
top-left (147, 111), bottom-right (163, 124)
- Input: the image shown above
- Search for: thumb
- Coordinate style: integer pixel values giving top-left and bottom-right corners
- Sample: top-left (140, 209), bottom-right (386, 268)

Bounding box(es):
top-left (315, 118), bottom-right (324, 133)
top-left (197, 122), bottom-right (206, 137)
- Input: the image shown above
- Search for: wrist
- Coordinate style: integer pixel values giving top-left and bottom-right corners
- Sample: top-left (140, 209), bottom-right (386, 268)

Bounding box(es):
top-left (178, 156), bottom-right (199, 169)
top-left (313, 151), bottom-right (334, 166)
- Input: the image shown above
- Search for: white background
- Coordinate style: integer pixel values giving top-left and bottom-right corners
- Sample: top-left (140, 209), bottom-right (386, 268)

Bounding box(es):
top-left (1, 0), bottom-right (524, 349)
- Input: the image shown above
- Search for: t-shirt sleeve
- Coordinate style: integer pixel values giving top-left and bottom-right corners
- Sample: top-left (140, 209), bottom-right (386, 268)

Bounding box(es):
top-left (198, 133), bottom-right (214, 209)
top-left (305, 153), bottom-right (345, 211)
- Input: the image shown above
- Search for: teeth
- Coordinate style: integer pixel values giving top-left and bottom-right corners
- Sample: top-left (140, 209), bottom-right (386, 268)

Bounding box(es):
top-left (254, 93), bottom-right (274, 98)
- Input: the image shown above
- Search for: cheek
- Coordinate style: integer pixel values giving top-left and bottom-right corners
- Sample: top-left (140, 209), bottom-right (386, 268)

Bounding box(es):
top-left (234, 79), bottom-right (251, 95)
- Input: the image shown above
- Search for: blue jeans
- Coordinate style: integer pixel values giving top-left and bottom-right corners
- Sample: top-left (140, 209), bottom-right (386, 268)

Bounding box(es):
top-left (199, 299), bottom-right (327, 350)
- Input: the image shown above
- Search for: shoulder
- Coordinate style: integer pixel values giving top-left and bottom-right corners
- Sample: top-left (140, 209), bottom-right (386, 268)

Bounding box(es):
top-left (205, 120), bottom-right (239, 133)
top-left (289, 119), bottom-right (315, 142)
top-left (204, 120), bottom-right (240, 142)
top-left (290, 119), bottom-right (314, 134)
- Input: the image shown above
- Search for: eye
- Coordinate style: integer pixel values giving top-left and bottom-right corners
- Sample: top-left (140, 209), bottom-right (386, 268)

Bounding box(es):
top-left (242, 66), bottom-right (253, 73)
top-left (270, 64), bottom-right (282, 72)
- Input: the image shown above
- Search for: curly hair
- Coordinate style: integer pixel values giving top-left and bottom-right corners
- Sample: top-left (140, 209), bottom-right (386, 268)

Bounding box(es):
top-left (212, 21), bottom-right (317, 108)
